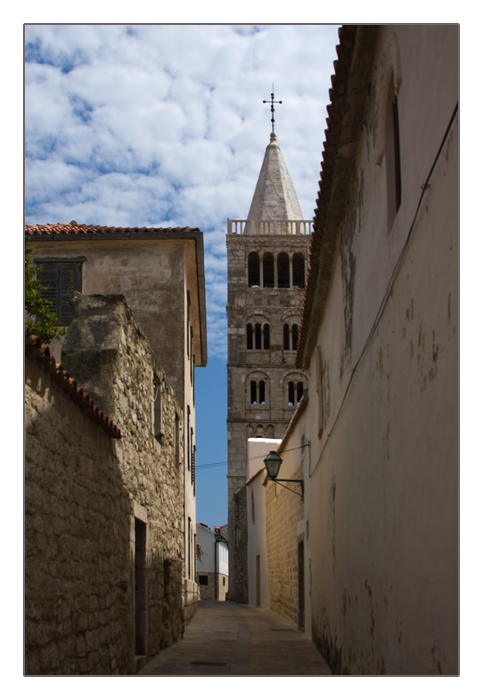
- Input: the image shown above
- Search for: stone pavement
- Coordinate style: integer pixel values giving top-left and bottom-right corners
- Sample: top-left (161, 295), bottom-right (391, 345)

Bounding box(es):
top-left (138, 600), bottom-right (332, 676)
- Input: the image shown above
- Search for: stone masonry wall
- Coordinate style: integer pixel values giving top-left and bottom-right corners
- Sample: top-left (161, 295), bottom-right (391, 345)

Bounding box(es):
top-left (265, 464), bottom-right (304, 627)
top-left (25, 294), bottom-right (185, 674)
top-left (197, 573), bottom-right (229, 601)
top-left (25, 356), bottom-right (133, 674)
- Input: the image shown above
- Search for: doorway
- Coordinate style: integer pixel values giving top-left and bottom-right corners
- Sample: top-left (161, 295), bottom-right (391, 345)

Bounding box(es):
top-left (135, 518), bottom-right (147, 655)
top-left (298, 540), bottom-right (304, 630)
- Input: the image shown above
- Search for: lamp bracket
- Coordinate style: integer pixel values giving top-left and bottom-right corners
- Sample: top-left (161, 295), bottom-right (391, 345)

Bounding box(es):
top-left (268, 477), bottom-right (304, 501)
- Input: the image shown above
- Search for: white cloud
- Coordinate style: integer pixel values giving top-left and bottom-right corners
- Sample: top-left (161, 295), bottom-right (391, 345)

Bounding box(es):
top-left (25, 23), bottom-right (341, 360)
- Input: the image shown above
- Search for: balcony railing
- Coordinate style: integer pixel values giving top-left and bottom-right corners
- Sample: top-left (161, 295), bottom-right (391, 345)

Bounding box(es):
top-left (227, 219), bottom-right (313, 236)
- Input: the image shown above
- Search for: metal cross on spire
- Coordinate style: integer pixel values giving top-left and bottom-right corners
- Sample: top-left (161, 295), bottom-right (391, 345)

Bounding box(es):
top-left (263, 86), bottom-right (282, 136)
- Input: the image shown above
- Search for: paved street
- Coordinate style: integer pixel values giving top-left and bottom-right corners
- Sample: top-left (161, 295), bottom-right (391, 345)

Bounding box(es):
top-left (138, 600), bottom-right (332, 676)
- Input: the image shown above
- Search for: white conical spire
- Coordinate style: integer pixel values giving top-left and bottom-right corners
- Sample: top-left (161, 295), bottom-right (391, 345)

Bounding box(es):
top-left (246, 132), bottom-right (304, 223)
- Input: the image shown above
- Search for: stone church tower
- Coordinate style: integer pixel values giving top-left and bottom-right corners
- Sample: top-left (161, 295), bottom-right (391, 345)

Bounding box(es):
top-left (226, 127), bottom-right (312, 602)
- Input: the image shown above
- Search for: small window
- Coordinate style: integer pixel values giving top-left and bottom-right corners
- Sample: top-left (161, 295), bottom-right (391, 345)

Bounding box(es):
top-left (385, 73), bottom-right (402, 228)
top-left (288, 381), bottom-right (295, 406)
top-left (284, 322), bottom-right (299, 351)
top-left (277, 252), bottom-right (290, 288)
top-left (297, 381), bottom-right (304, 403)
top-left (263, 252), bottom-right (274, 288)
top-left (259, 380), bottom-right (266, 405)
top-left (248, 252), bottom-right (260, 287)
top-left (263, 323), bottom-right (270, 350)
top-left (247, 323), bottom-right (253, 350)
top-left (199, 575), bottom-right (208, 586)
top-left (293, 254), bottom-right (305, 289)
top-left (153, 377), bottom-right (162, 438)
top-left (283, 323), bottom-right (290, 350)
top-left (35, 260), bottom-right (82, 325)
top-left (250, 380), bottom-right (257, 404)
top-left (254, 323), bottom-right (262, 350)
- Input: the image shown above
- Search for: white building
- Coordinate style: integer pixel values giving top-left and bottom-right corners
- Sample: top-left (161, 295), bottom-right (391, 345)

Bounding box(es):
top-left (196, 524), bottom-right (229, 601)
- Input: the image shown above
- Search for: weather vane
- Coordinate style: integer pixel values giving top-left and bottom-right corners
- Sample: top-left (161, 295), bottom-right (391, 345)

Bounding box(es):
top-left (263, 85), bottom-right (282, 134)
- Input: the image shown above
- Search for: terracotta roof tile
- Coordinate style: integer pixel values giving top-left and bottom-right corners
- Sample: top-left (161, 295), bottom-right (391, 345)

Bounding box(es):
top-left (25, 223), bottom-right (200, 238)
top-left (25, 330), bottom-right (122, 439)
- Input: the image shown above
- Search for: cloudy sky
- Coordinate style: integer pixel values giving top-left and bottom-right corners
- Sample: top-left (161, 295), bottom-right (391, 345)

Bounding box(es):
top-left (25, 23), bottom-right (340, 358)
top-left (24, 23), bottom-right (341, 528)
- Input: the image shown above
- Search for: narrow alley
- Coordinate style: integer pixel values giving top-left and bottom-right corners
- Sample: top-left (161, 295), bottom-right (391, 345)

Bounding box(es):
top-left (138, 601), bottom-right (332, 676)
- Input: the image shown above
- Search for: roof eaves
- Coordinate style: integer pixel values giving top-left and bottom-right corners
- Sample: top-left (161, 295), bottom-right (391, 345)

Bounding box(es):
top-left (296, 25), bottom-right (379, 369)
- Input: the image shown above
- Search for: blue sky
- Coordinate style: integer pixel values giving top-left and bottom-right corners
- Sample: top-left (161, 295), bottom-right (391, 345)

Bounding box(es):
top-left (24, 23), bottom-right (341, 529)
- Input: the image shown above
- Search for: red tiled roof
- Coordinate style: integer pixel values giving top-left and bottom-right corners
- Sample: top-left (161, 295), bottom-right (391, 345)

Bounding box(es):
top-left (25, 222), bottom-right (200, 238)
top-left (296, 25), bottom-right (378, 369)
top-left (25, 331), bottom-right (122, 439)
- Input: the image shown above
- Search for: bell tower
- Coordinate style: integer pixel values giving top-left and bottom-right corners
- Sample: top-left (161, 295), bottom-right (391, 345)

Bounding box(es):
top-left (226, 97), bottom-right (312, 602)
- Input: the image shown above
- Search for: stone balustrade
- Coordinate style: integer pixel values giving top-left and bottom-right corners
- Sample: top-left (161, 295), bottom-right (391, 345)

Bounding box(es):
top-left (227, 219), bottom-right (313, 236)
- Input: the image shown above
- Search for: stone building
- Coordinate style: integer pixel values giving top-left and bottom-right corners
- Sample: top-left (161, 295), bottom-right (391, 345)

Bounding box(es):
top-left (25, 295), bottom-right (186, 674)
top-left (262, 25), bottom-right (458, 674)
top-left (195, 524), bottom-right (229, 601)
top-left (26, 224), bottom-right (207, 619)
top-left (226, 130), bottom-right (312, 603)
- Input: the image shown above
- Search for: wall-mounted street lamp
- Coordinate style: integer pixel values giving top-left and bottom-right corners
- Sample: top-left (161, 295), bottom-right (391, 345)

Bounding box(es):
top-left (263, 450), bottom-right (304, 501)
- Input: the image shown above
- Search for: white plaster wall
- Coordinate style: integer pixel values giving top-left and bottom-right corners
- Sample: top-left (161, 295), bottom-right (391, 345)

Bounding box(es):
top-left (246, 438), bottom-right (280, 609)
top-left (196, 525), bottom-right (215, 572)
top-left (247, 437), bottom-right (281, 480)
top-left (302, 25), bottom-right (458, 674)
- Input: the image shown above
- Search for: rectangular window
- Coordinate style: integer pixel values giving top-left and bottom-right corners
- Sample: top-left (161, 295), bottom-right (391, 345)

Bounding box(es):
top-left (153, 376), bottom-right (162, 438)
top-left (35, 259), bottom-right (83, 325)
top-left (199, 575), bottom-right (208, 586)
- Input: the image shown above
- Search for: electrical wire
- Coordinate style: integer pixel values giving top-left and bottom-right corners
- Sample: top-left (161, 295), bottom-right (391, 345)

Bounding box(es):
top-left (309, 102), bottom-right (458, 479)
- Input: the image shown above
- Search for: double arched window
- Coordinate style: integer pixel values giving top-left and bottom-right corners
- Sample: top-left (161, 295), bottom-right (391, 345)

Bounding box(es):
top-left (247, 322), bottom-right (270, 350)
top-left (250, 379), bottom-right (266, 404)
top-left (248, 251), bottom-right (306, 289)
top-left (288, 381), bottom-right (304, 406)
top-left (283, 322), bottom-right (299, 351)
top-left (246, 371), bottom-right (271, 407)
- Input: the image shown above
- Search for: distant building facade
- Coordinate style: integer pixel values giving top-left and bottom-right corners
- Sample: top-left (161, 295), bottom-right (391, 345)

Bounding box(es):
top-left (196, 524), bottom-right (229, 601)
top-left (226, 132), bottom-right (311, 603)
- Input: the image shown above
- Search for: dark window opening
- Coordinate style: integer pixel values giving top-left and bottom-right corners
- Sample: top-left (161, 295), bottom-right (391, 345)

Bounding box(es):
top-left (263, 253), bottom-right (274, 288)
top-left (255, 323), bottom-right (262, 349)
top-left (248, 252), bottom-right (260, 287)
top-left (153, 377), bottom-right (161, 437)
top-left (292, 324), bottom-right (299, 351)
top-left (35, 260), bottom-right (82, 325)
top-left (288, 381), bottom-right (295, 406)
top-left (251, 380), bottom-right (257, 404)
top-left (283, 323), bottom-right (290, 350)
top-left (259, 380), bottom-right (266, 405)
top-left (199, 574), bottom-right (208, 586)
top-left (297, 381), bottom-right (304, 403)
top-left (393, 97), bottom-right (402, 212)
top-left (292, 254), bottom-right (305, 289)
top-left (247, 323), bottom-right (253, 349)
top-left (135, 518), bottom-right (147, 655)
top-left (277, 252), bottom-right (290, 288)
top-left (385, 74), bottom-right (402, 228)
top-left (263, 323), bottom-right (270, 350)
